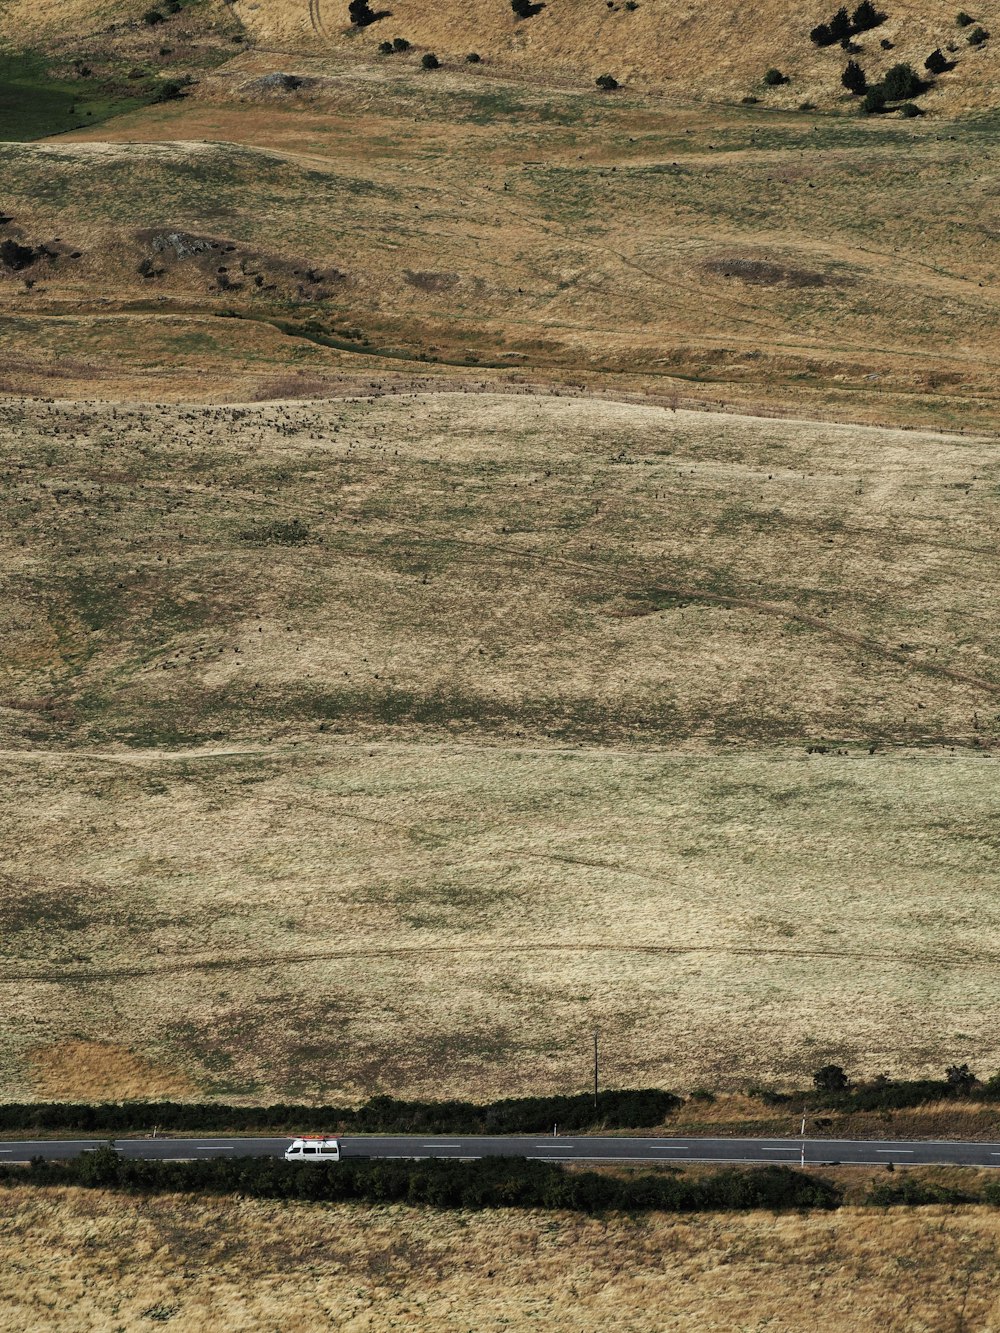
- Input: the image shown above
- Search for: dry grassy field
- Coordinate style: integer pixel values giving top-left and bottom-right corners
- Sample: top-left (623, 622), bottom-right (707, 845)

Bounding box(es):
top-left (0, 52), bottom-right (997, 426)
top-left (0, 391), bottom-right (997, 1101)
top-left (1, 1183), bottom-right (999, 1331)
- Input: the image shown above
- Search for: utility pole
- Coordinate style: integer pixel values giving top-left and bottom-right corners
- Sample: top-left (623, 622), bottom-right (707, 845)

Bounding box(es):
top-left (593, 1029), bottom-right (599, 1113)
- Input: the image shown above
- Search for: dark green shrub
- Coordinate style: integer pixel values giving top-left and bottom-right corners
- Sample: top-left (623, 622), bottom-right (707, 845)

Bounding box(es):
top-left (9, 1154), bottom-right (843, 1215)
top-left (956, 10), bottom-right (974, 24)
top-left (841, 59), bottom-right (867, 91)
top-left (421, 52), bottom-right (440, 68)
top-left (924, 48), bottom-right (949, 72)
top-left (968, 24), bottom-right (989, 44)
top-left (0, 1089), bottom-right (684, 1137)
top-left (143, 8), bottom-right (165, 22)
top-left (157, 77), bottom-right (190, 101)
top-left (511, 0), bottom-right (545, 16)
top-left (741, 93), bottom-right (759, 103)
top-left (392, 35), bottom-right (410, 49)
top-left (763, 67), bottom-right (787, 85)
top-left (625, 1), bottom-right (639, 9)
top-left (378, 39), bottom-right (393, 52)
top-left (810, 22), bottom-right (835, 45)
top-left (899, 101), bottom-right (923, 116)
top-left (866, 1175), bottom-right (977, 1207)
top-left (851, 0), bottom-right (886, 30)
top-left (882, 62), bottom-right (922, 98)
top-left (880, 37), bottom-right (893, 48)
top-left (829, 6), bottom-right (852, 40)
top-left (596, 73), bottom-right (619, 89)
top-left (348, 0), bottom-right (376, 25)
top-left (465, 51), bottom-right (481, 61)
top-left (946, 1063), bottom-right (979, 1094)
top-left (813, 1064), bottom-right (850, 1092)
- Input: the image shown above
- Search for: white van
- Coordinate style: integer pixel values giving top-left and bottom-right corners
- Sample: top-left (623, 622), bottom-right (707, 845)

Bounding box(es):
top-left (284, 1137), bottom-right (341, 1162)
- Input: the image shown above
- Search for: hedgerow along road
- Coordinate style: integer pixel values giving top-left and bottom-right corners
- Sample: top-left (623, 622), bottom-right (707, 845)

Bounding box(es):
top-left (3, 1136), bottom-right (1000, 1166)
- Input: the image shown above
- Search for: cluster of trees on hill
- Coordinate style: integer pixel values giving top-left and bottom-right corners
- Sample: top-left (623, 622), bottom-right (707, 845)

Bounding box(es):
top-left (823, 6), bottom-right (989, 113)
top-left (810, 1), bottom-right (886, 47)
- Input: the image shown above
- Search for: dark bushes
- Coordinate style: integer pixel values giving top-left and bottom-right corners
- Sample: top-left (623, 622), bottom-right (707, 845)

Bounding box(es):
top-left (10, 1152), bottom-right (843, 1215)
top-left (348, 0), bottom-right (389, 26)
top-left (866, 1175), bottom-right (978, 1206)
top-left (841, 59), bottom-right (867, 91)
top-left (882, 61), bottom-right (923, 98)
top-left (0, 1089), bottom-right (682, 1136)
top-left (596, 73), bottom-right (620, 90)
top-left (811, 2), bottom-right (885, 44)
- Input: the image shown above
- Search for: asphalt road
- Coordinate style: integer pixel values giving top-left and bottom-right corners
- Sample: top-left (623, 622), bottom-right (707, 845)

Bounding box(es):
top-left (3, 1135), bottom-right (1000, 1167)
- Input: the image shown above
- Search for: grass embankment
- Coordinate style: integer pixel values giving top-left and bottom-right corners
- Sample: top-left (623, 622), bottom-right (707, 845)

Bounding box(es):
top-left (3, 1183), bottom-right (1000, 1330)
top-left (0, 394), bottom-right (998, 1102)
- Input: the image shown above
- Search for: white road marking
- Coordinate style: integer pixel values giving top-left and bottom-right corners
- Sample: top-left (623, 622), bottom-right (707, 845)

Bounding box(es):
top-left (649, 1145), bottom-right (689, 1150)
top-left (535, 1144), bottom-right (575, 1149)
top-left (876, 1149), bottom-right (914, 1154)
top-left (761, 1147), bottom-right (797, 1152)
top-left (423, 1144), bottom-right (462, 1148)
top-left (195, 1146), bottom-right (234, 1151)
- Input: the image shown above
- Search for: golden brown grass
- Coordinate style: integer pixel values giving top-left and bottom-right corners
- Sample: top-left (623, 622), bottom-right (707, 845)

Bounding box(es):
top-left (0, 392), bottom-right (997, 1101)
top-left (2, 1184), bottom-right (1000, 1330)
top-left (27, 1043), bottom-right (195, 1101)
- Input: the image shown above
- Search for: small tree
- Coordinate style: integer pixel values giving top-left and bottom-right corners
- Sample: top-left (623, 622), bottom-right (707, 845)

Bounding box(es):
top-left (813, 1064), bottom-right (850, 1093)
top-left (841, 59), bottom-right (867, 92)
top-left (392, 35), bottom-right (410, 49)
top-left (946, 1063), bottom-right (978, 1095)
top-left (348, 0), bottom-right (376, 25)
top-left (956, 10), bottom-right (974, 25)
top-left (421, 51), bottom-right (440, 68)
top-left (763, 67), bottom-right (787, 85)
top-left (925, 48), bottom-right (949, 73)
top-left (596, 73), bottom-right (619, 90)
top-left (861, 84), bottom-right (887, 112)
top-left (899, 102), bottom-right (923, 116)
top-left (829, 6), bottom-right (853, 41)
top-left (810, 22), bottom-right (834, 45)
top-left (968, 24), bottom-right (989, 44)
top-left (883, 61), bottom-right (922, 99)
top-left (851, 0), bottom-right (885, 31)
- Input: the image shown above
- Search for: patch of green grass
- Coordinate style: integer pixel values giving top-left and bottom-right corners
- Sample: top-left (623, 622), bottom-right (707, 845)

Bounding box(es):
top-left (0, 50), bottom-right (157, 142)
